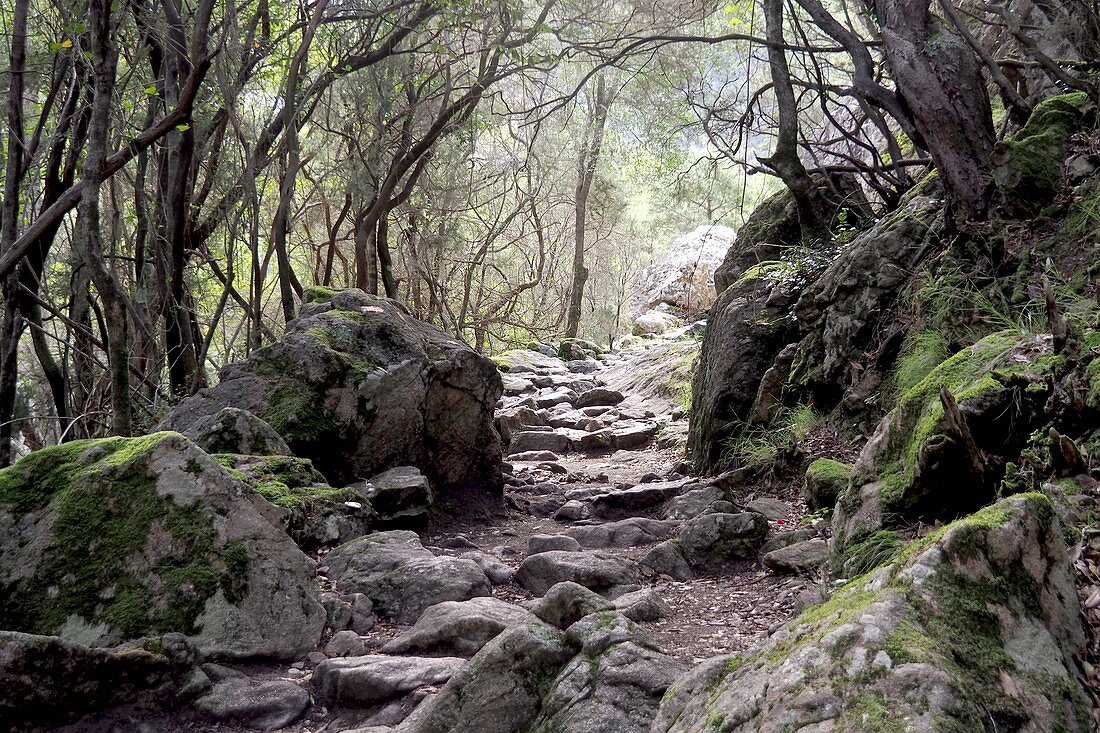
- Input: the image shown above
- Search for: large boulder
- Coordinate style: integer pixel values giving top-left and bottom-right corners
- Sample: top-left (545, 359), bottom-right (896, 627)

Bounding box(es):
top-left (653, 494), bottom-right (1089, 732)
top-left (313, 654), bottom-right (466, 707)
top-left (528, 612), bottom-right (686, 733)
top-left (677, 512), bottom-right (770, 571)
top-left (398, 620), bottom-right (576, 733)
top-left (686, 266), bottom-right (802, 472)
top-left (0, 433), bottom-right (325, 660)
top-left (515, 551), bottom-right (639, 596)
top-left (0, 631), bottom-right (197, 730)
top-left (712, 189), bottom-right (801, 295)
top-left (160, 288), bottom-right (503, 505)
top-left (324, 530), bottom-right (491, 623)
top-left (381, 597), bottom-right (535, 657)
top-left (834, 332), bottom-right (1061, 551)
top-left (631, 225), bottom-right (736, 317)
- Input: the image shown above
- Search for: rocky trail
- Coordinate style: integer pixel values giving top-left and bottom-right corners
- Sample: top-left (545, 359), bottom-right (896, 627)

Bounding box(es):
top-left (285, 339), bottom-right (825, 733)
top-left (30, 336), bottom-right (830, 733)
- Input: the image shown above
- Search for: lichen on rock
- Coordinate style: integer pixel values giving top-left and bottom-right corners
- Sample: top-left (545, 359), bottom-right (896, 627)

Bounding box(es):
top-left (0, 432), bottom-right (324, 660)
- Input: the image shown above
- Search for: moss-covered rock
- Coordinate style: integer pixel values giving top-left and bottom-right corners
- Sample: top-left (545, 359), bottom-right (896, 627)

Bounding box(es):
top-left (834, 331), bottom-right (1063, 550)
top-left (992, 92), bottom-right (1094, 216)
top-left (0, 433), bottom-right (324, 660)
top-left (159, 288), bottom-right (504, 507)
top-left (214, 453), bottom-right (373, 549)
top-left (803, 457), bottom-right (852, 511)
top-left (653, 494), bottom-right (1088, 732)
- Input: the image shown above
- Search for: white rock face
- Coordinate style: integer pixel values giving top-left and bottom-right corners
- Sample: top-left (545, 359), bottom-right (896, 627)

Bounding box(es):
top-left (631, 225), bottom-right (736, 318)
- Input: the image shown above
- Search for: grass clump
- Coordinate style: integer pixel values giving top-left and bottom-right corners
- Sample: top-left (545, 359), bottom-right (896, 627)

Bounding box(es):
top-left (724, 404), bottom-right (821, 469)
top-left (892, 330), bottom-right (951, 396)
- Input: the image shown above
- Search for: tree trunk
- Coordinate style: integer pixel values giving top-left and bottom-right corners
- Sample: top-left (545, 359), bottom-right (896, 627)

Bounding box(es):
top-left (0, 0), bottom-right (28, 464)
top-left (565, 74), bottom-right (610, 339)
top-left (869, 0), bottom-right (994, 221)
top-left (79, 0), bottom-right (131, 436)
top-left (760, 0), bottom-right (833, 238)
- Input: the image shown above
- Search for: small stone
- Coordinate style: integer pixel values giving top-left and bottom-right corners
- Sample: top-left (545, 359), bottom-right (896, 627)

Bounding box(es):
top-left (529, 534), bottom-right (582, 555)
top-left (325, 630), bottom-right (367, 658)
top-left (194, 677), bottom-right (310, 730)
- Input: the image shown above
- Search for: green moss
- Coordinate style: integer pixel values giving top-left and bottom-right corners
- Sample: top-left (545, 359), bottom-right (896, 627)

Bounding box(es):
top-left (302, 285), bottom-right (338, 304)
top-left (806, 458), bottom-right (852, 486)
top-left (733, 260), bottom-right (794, 287)
top-left (0, 434), bottom-right (249, 639)
top-left (218, 453), bottom-right (359, 510)
top-left (993, 92), bottom-right (1091, 213)
top-left (845, 332), bottom-right (1060, 538)
top-left (842, 694), bottom-right (907, 732)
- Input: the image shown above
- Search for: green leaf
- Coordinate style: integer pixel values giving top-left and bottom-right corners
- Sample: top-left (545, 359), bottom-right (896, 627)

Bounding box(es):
top-left (175, 123), bottom-right (190, 132)
top-left (144, 85), bottom-right (157, 95)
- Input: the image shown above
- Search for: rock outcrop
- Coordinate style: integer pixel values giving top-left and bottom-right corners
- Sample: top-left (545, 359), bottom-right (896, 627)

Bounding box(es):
top-left (834, 332), bottom-right (1061, 551)
top-left (631, 225), bottom-right (735, 318)
top-left (0, 433), bottom-right (325, 660)
top-left (325, 530), bottom-right (491, 623)
top-left (161, 287), bottom-right (503, 505)
top-left (655, 494), bottom-right (1088, 732)
top-left (0, 631), bottom-right (198, 730)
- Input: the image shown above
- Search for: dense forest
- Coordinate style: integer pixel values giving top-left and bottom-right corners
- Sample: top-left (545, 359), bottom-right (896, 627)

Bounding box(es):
top-left (1, 0), bottom-right (1099, 731)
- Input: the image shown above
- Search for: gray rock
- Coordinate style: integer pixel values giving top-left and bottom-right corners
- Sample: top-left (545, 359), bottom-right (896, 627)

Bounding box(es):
top-left (509, 430), bottom-right (570, 455)
top-left (0, 631), bottom-right (197, 730)
top-left (160, 288), bottom-right (504, 504)
top-left (640, 540), bottom-right (693, 581)
top-left (613, 589), bottom-right (670, 622)
top-left (515, 551), bottom-right (639, 596)
top-left (326, 531), bottom-right (490, 623)
top-left (323, 591), bottom-right (377, 634)
top-left (458, 550), bottom-right (514, 585)
top-left (611, 420), bottom-right (660, 449)
top-left (313, 654), bottom-right (466, 707)
top-left (760, 528), bottom-right (816, 555)
top-left (510, 450), bottom-right (561, 462)
top-left (535, 389), bottom-right (579, 409)
top-left (325, 630), bottom-right (368, 657)
top-left (195, 677), bottom-right (309, 730)
top-left (497, 407), bottom-right (547, 444)
top-left (564, 517), bottom-right (679, 549)
top-left (678, 512), bottom-right (769, 571)
top-left (554, 500), bottom-right (592, 522)
top-left (633, 309), bottom-right (682, 336)
top-left (352, 466), bottom-right (432, 526)
top-left (632, 225), bottom-right (734, 316)
top-left (397, 621), bottom-right (575, 733)
top-left (183, 407), bottom-right (292, 456)
top-left (762, 538), bottom-right (830, 574)
top-left (526, 496), bottom-right (565, 518)
top-left (575, 387), bottom-right (625, 408)
top-left (529, 611), bottom-right (686, 733)
top-left (531, 581), bottom-right (615, 629)
top-left (0, 433), bottom-right (325, 660)
top-left (529, 534), bottom-right (582, 554)
top-left (662, 486), bottom-right (727, 520)
top-left (381, 597), bottom-right (534, 657)
top-left (745, 497), bottom-right (789, 521)
top-left (589, 479), bottom-right (695, 519)
top-left (653, 495), bottom-right (1087, 733)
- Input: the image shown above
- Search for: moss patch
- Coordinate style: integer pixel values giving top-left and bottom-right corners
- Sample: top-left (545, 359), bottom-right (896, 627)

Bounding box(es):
top-left (0, 434), bottom-right (249, 639)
